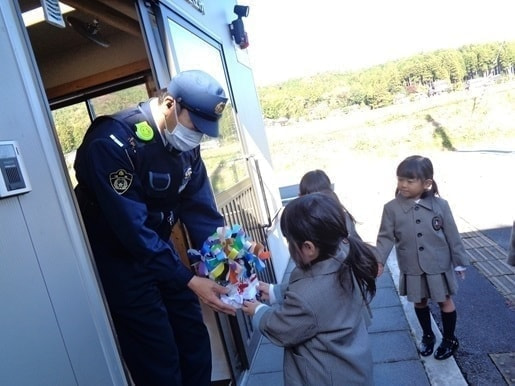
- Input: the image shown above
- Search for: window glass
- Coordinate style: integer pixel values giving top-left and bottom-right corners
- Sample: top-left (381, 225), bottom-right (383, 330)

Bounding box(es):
top-left (52, 103), bottom-right (90, 186)
top-left (52, 83), bottom-right (148, 186)
top-left (167, 19), bottom-right (248, 194)
top-left (52, 103), bottom-right (90, 156)
top-left (90, 84), bottom-right (148, 117)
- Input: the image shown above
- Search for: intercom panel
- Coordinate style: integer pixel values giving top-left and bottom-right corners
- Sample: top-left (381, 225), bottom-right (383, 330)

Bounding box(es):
top-left (0, 141), bottom-right (32, 198)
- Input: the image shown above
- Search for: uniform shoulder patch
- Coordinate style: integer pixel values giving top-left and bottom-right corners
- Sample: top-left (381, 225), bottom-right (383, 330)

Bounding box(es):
top-left (110, 169), bottom-right (133, 194)
top-left (134, 121), bottom-right (154, 141)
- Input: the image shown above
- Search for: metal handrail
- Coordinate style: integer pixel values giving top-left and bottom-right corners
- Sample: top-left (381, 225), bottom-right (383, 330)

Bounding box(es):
top-left (214, 176), bottom-right (277, 383)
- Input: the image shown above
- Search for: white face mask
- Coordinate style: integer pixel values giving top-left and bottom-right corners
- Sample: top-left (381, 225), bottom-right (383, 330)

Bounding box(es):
top-left (164, 108), bottom-right (204, 152)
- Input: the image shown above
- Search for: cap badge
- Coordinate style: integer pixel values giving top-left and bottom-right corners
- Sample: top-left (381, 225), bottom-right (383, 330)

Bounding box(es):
top-left (134, 121), bottom-right (154, 141)
top-left (110, 169), bottom-right (133, 195)
top-left (214, 102), bottom-right (226, 115)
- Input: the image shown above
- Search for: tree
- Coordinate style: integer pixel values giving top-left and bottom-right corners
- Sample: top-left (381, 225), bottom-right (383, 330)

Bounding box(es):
top-left (437, 50), bottom-right (466, 83)
top-left (460, 46), bottom-right (479, 78)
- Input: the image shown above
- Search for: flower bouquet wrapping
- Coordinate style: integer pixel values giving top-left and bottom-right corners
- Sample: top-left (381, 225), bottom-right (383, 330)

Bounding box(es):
top-left (188, 224), bottom-right (271, 308)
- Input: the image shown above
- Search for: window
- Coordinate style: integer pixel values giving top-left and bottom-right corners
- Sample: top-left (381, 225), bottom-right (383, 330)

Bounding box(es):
top-left (165, 18), bottom-right (248, 194)
top-left (51, 83), bottom-right (148, 186)
top-left (89, 84), bottom-right (148, 117)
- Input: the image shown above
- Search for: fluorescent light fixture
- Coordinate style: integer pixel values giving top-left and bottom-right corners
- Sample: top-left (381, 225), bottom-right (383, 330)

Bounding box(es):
top-left (22, 2), bottom-right (75, 27)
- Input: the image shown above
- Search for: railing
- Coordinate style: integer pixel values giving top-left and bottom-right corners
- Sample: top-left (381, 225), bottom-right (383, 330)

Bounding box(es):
top-left (215, 177), bottom-right (277, 384)
top-left (216, 177), bottom-right (277, 285)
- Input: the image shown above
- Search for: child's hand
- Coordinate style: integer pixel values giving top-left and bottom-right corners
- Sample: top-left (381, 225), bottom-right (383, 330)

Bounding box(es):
top-left (242, 300), bottom-right (261, 316)
top-left (257, 281), bottom-right (271, 301)
top-left (455, 266), bottom-right (466, 280)
top-left (376, 262), bottom-right (384, 277)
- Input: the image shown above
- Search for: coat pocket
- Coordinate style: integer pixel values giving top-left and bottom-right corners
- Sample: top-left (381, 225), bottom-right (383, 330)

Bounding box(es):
top-left (434, 245), bottom-right (452, 271)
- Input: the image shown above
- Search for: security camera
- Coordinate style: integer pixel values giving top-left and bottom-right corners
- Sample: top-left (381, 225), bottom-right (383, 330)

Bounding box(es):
top-left (230, 5), bottom-right (250, 49)
top-left (234, 5), bottom-right (249, 18)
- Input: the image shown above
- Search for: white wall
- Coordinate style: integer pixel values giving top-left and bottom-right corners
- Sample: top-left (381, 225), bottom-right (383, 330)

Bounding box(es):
top-left (0, 2), bottom-right (126, 384)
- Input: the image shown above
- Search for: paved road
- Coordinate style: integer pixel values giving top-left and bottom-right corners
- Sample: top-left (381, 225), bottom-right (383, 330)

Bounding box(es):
top-left (429, 224), bottom-right (515, 386)
top-left (482, 227), bottom-right (512, 252)
top-left (437, 150), bottom-right (514, 386)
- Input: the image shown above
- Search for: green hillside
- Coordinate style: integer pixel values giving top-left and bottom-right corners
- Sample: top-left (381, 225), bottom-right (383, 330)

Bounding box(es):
top-left (258, 41), bottom-right (515, 119)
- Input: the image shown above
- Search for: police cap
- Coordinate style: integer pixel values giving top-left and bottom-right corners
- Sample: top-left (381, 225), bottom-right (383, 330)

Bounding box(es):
top-left (167, 70), bottom-right (228, 137)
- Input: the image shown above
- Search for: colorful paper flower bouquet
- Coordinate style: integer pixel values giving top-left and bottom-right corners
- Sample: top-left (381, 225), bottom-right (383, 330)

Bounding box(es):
top-left (188, 224), bottom-right (271, 307)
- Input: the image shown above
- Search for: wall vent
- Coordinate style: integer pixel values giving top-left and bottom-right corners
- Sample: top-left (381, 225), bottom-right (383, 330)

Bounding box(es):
top-left (41, 0), bottom-right (65, 28)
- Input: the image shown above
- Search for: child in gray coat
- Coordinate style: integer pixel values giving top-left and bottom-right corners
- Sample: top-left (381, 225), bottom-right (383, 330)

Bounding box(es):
top-left (376, 155), bottom-right (469, 360)
top-left (242, 192), bottom-right (378, 385)
top-left (298, 169), bottom-right (362, 241)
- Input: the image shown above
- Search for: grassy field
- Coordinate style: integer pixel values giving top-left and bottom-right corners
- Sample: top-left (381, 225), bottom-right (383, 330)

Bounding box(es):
top-left (265, 80), bottom-right (515, 187)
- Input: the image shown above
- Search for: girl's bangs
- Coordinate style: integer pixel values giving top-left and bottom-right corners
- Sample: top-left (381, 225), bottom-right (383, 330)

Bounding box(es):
top-left (397, 162), bottom-right (422, 179)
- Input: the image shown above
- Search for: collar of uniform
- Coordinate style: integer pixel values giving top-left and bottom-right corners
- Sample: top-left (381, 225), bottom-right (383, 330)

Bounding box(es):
top-left (138, 99), bottom-right (158, 128)
top-left (395, 194), bottom-right (434, 213)
top-left (289, 242), bottom-right (349, 282)
top-left (139, 99), bottom-right (186, 155)
top-left (138, 99), bottom-right (170, 147)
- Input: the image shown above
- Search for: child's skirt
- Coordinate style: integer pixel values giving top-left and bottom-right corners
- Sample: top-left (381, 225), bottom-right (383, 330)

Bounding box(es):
top-left (399, 267), bottom-right (458, 303)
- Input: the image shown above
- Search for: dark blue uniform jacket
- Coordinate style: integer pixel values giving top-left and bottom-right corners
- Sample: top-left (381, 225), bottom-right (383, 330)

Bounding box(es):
top-left (74, 100), bottom-right (224, 292)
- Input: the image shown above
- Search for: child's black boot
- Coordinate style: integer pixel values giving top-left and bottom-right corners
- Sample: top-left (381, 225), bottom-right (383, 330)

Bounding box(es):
top-left (414, 306), bottom-right (434, 356)
top-left (419, 333), bottom-right (435, 356)
top-left (434, 337), bottom-right (459, 360)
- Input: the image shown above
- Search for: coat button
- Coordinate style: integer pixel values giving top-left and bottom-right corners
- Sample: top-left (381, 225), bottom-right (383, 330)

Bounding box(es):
top-left (419, 246), bottom-right (424, 251)
top-left (416, 219), bottom-right (421, 224)
top-left (414, 206), bottom-right (419, 210)
top-left (417, 233), bottom-right (422, 237)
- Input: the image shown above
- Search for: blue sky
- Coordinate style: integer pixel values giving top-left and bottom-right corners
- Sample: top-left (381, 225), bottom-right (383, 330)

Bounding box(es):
top-left (243, 0), bottom-right (515, 86)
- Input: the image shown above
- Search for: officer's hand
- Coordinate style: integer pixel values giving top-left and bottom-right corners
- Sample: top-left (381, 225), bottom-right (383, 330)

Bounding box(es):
top-left (188, 276), bottom-right (237, 316)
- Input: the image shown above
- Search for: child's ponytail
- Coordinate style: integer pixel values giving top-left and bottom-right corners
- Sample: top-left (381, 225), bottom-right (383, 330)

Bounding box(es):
top-left (340, 237), bottom-right (378, 304)
top-left (281, 192), bottom-right (378, 304)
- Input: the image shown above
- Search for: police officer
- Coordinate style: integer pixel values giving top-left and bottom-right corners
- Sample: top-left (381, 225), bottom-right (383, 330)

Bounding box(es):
top-left (74, 70), bottom-right (236, 386)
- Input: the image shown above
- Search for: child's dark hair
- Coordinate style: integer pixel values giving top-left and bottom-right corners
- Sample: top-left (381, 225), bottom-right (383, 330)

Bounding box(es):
top-left (280, 192), bottom-right (377, 303)
top-left (299, 169), bottom-right (356, 223)
top-left (395, 155), bottom-right (439, 197)
top-left (299, 169), bottom-right (332, 195)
